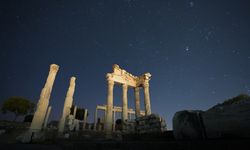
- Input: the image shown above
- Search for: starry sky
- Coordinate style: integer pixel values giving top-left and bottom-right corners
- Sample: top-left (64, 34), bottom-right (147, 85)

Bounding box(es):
top-left (0, 0), bottom-right (250, 129)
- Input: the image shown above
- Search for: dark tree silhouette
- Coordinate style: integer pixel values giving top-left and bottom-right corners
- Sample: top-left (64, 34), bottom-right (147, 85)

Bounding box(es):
top-left (1, 97), bottom-right (34, 121)
top-left (70, 105), bottom-right (88, 120)
top-left (23, 114), bottom-right (34, 122)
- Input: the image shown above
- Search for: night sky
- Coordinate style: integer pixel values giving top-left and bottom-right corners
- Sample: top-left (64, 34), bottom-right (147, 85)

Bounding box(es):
top-left (0, 0), bottom-right (250, 129)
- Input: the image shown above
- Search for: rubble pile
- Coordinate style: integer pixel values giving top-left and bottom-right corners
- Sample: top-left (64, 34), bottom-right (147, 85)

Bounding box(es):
top-left (135, 114), bottom-right (167, 134)
top-left (123, 120), bottom-right (136, 133)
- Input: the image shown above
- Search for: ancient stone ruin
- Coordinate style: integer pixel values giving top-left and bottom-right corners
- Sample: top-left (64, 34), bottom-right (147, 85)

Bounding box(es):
top-left (18, 63), bottom-right (167, 142)
top-left (94, 104), bottom-right (145, 131)
top-left (104, 64), bottom-right (152, 138)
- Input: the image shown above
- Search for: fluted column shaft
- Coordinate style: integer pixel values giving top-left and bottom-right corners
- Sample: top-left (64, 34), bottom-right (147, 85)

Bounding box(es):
top-left (134, 87), bottom-right (140, 118)
top-left (105, 80), bottom-right (114, 137)
top-left (122, 84), bottom-right (128, 122)
top-left (30, 64), bottom-right (59, 132)
top-left (143, 82), bottom-right (151, 115)
top-left (58, 77), bottom-right (76, 133)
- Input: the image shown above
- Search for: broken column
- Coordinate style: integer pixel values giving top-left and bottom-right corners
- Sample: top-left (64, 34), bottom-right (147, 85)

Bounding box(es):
top-left (43, 106), bottom-right (52, 129)
top-left (73, 105), bottom-right (77, 119)
top-left (94, 108), bottom-right (98, 130)
top-left (143, 73), bottom-right (152, 115)
top-left (30, 64), bottom-right (59, 132)
top-left (58, 77), bottom-right (76, 133)
top-left (82, 109), bottom-right (88, 130)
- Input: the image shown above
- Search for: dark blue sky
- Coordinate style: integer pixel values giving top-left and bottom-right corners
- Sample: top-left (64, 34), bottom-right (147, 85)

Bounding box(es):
top-left (0, 0), bottom-right (250, 129)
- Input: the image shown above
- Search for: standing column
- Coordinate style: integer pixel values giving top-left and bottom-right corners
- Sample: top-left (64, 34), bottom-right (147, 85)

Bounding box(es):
top-left (73, 106), bottom-right (77, 119)
top-left (122, 84), bottom-right (128, 122)
top-left (30, 64), bottom-right (59, 132)
top-left (143, 81), bottom-right (151, 115)
top-left (112, 110), bottom-right (116, 131)
top-left (94, 108), bottom-right (98, 130)
top-left (58, 77), bottom-right (76, 133)
top-left (43, 106), bottom-right (52, 129)
top-left (82, 109), bottom-right (88, 130)
top-left (105, 79), bottom-right (114, 138)
top-left (134, 87), bottom-right (140, 118)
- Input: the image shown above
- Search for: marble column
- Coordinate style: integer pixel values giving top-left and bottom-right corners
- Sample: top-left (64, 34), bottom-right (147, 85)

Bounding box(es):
top-left (43, 106), bottom-right (52, 129)
top-left (73, 106), bottom-right (77, 119)
top-left (94, 108), bottom-right (98, 130)
top-left (30, 64), bottom-right (59, 132)
top-left (112, 110), bottom-right (116, 131)
top-left (83, 109), bottom-right (88, 130)
top-left (58, 77), bottom-right (76, 133)
top-left (122, 84), bottom-right (128, 122)
top-left (143, 81), bottom-right (151, 115)
top-left (134, 87), bottom-right (140, 118)
top-left (105, 79), bottom-right (114, 138)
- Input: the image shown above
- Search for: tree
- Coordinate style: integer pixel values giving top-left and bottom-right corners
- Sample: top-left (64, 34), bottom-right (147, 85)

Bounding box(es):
top-left (70, 105), bottom-right (89, 120)
top-left (23, 114), bottom-right (34, 122)
top-left (1, 97), bottom-right (35, 121)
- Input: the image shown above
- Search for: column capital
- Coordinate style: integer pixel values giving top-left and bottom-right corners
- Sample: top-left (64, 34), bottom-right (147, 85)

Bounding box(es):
top-left (122, 84), bottom-right (128, 89)
top-left (143, 81), bottom-right (149, 88)
top-left (50, 64), bottom-right (59, 72)
top-left (107, 79), bottom-right (114, 85)
top-left (134, 87), bottom-right (140, 91)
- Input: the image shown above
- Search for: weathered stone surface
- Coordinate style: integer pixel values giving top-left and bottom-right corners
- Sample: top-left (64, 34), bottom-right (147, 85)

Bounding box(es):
top-left (135, 114), bottom-right (167, 134)
top-left (203, 98), bottom-right (250, 138)
top-left (30, 64), bottom-right (59, 132)
top-left (66, 115), bottom-right (79, 131)
top-left (173, 110), bottom-right (206, 140)
top-left (43, 106), bottom-right (52, 129)
top-left (173, 97), bottom-right (250, 139)
top-left (58, 77), bottom-right (76, 133)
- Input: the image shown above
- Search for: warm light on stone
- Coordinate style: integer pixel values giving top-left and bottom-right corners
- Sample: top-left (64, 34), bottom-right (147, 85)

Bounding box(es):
top-left (30, 64), bottom-right (59, 132)
top-left (104, 64), bottom-right (152, 137)
top-left (58, 76), bottom-right (76, 133)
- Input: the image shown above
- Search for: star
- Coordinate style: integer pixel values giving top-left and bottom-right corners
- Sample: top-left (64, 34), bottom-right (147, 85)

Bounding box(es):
top-left (211, 90), bottom-right (216, 95)
top-left (189, 1), bottom-right (194, 8)
top-left (128, 43), bottom-right (133, 47)
top-left (185, 46), bottom-right (191, 56)
top-left (232, 50), bottom-right (240, 55)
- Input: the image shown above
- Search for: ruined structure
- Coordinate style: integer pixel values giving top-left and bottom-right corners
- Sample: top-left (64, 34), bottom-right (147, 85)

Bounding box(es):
top-left (30, 64), bottom-right (59, 132)
top-left (58, 77), bottom-right (76, 133)
top-left (105, 64), bottom-right (152, 137)
top-left (94, 104), bottom-right (145, 131)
